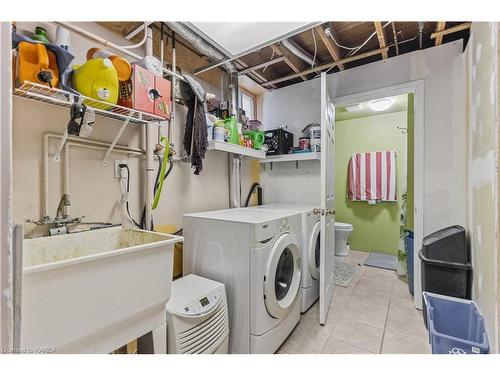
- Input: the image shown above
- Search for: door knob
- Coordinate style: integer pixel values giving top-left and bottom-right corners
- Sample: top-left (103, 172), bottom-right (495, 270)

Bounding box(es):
top-left (327, 209), bottom-right (336, 215)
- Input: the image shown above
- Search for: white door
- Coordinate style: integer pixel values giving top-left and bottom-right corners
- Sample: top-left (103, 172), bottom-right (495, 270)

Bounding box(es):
top-left (319, 73), bottom-right (336, 325)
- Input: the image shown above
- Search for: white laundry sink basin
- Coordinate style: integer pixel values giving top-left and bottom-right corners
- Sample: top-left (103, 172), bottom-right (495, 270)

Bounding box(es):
top-left (21, 226), bottom-right (182, 353)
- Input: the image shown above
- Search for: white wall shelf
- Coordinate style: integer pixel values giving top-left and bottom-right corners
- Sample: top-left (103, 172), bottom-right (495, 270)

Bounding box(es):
top-left (14, 81), bottom-right (166, 125)
top-left (260, 152), bottom-right (321, 163)
top-left (207, 140), bottom-right (266, 159)
top-left (13, 81), bottom-right (168, 165)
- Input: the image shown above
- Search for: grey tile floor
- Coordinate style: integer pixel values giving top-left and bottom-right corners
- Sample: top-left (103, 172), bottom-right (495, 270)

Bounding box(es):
top-left (277, 250), bottom-right (431, 354)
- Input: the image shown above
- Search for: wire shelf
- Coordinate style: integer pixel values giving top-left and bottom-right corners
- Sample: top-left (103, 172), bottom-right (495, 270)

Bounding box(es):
top-left (13, 81), bottom-right (166, 125)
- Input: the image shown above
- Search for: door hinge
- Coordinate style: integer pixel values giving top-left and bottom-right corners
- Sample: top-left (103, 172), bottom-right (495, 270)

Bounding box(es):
top-left (313, 208), bottom-right (336, 216)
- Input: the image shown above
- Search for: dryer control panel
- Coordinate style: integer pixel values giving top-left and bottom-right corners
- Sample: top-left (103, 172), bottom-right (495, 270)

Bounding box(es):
top-left (279, 218), bottom-right (290, 232)
top-left (179, 286), bottom-right (223, 316)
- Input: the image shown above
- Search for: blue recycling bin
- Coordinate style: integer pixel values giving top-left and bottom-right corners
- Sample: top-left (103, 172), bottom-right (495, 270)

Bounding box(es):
top-left (423, 292), bottom-right (489, 354)
top-left (405, 231), bottom-right (414, 295)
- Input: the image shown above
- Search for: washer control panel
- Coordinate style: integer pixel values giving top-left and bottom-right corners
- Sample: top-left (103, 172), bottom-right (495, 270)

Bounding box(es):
top-left (180, 287), bottom-right (223, 316)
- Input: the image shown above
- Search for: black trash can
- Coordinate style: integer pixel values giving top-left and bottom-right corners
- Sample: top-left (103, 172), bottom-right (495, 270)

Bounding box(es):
top-left (419, 225), bottom-right (472, 326)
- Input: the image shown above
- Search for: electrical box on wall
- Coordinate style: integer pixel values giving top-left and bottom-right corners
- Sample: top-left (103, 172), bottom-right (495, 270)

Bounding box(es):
top-left (114, 160), bottom-right (128, 179)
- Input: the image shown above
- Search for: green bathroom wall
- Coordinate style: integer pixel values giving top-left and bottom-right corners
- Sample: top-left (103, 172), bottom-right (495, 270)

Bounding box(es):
top-left (406, 93), bottom-right (415, 231)
top-left (335, 111), bottom-right (408, 255)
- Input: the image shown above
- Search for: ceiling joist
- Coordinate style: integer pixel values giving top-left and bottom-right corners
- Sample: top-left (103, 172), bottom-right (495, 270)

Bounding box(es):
top-left (431, 22), bottom-right (471, 40)
top-left (434, 22), bottom-right (447, 46)
top-left (270, 44), bottom-right (308, 81)
top-left (237, 57), bottom-right (285, 75)
top-left (314, 26), bottom-right (344, 70)
top-left (374, 22), bottom-right (388, 59)
top-left (264, 46), bottom-right (389, 86)
top-left (235, 58), bottom-right (276, 89)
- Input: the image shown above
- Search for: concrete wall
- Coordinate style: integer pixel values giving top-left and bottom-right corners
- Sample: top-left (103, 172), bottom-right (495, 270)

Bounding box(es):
top-left (262, 41), bottom-right (468, 237)
top-left (335, 111), bottom-right (407, 255)
top-left (13, 22), bottom-right (257, 234)
top-left (466, 22), bottom-right (499, 353)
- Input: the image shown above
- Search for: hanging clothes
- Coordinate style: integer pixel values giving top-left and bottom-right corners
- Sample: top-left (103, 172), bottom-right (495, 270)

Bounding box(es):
top-left (180, 75), bottom-right (208, 175)
top-left (348, 150), bottom-right (397, 202)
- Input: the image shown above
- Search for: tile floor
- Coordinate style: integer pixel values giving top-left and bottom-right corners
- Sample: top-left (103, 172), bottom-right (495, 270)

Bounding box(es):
top-left (276, 250), bottom-right (431, 354)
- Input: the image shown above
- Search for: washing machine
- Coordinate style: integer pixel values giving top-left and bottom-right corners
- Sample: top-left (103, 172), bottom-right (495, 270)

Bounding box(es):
top-left (245, 204), bottom-right (320, 312)
top-left (183, 208), bottom-right (302, 354)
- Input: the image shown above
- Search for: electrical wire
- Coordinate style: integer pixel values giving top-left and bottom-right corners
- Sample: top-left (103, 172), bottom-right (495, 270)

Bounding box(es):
top-left (311, 28), bottom-right (318, 68)
top-left (346, 21), bottom-right (392, 57)
top-left (324, 21), bottom-right (393, 74)
top-left (262, 49), bottom-right (275, 74)
top-left (119, 22), bottom-right (149, 50)
top-left (121, 164), bottom-right (142, 228)
top-left (328, 34), bottom-right (360, 50)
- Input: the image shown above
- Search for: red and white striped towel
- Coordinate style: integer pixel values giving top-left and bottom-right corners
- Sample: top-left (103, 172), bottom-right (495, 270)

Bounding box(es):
top-left (348, 150), bottom-right (397, 202)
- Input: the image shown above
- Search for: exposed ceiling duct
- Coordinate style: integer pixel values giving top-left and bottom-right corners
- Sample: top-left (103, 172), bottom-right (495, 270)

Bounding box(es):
top-left (280, 38), bottom-right (316, 66)
top-left (165, 22), bottom-right (237, 73)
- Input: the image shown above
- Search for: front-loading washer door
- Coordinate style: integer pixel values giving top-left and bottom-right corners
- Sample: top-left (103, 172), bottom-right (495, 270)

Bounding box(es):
top-left (263, 233), bottom-right (301, 319)
top-left (308, 221), bottom-right (320, 280)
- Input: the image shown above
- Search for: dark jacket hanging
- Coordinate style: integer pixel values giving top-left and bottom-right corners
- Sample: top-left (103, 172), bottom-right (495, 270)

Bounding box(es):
top-left (180, 75), bottom-right (208, 175)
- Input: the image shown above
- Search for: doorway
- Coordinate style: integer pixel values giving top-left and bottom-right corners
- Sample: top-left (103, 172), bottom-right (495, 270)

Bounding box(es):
top-left (333, 81), bottom-right (424, 310)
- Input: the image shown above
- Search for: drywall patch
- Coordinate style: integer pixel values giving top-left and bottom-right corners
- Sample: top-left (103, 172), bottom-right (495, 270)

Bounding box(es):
top-left (471, 150), bottom-right (495, 189)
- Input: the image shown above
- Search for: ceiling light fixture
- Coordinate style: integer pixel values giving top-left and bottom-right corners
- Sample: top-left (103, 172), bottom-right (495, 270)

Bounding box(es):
top-left (367, 98), bottom-right (395, 112)
top-left (345, 103), bottom-right (363, 112)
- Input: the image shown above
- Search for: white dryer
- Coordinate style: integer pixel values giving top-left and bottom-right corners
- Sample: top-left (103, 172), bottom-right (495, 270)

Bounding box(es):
top-left (183, 208), bottom-right (302, 354)
top-left (245, 204), bottom-right (320, 312)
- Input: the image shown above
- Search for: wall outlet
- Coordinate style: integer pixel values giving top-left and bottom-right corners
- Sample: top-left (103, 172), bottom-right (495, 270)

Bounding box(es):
top-left (114, 160), bottom-right (128, 179)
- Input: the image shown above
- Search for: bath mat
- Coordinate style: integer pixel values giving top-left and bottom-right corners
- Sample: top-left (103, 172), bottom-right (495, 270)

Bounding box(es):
top-left (363, 253), bottom-right (397, 271)
top-left (335, 261), bottom-right (362, 287)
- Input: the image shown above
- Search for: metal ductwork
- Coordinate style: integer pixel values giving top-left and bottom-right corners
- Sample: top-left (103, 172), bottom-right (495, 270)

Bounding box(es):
top-left (165, 22), bottom-right (237, 74)
top-left (280, 38), bottom-right (316, 66)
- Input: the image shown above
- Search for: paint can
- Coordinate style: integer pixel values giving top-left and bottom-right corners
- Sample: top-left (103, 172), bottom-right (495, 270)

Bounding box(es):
top-left (213, 124), bottom-right (225, 142)
top-left (309, 125), bottom-right (321, 152)
top-left (299, 137), bottom-right (310, 150)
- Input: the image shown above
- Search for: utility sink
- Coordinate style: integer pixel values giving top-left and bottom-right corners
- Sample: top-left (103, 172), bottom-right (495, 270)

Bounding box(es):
top-left (21, 226), bottom-right (183, 353)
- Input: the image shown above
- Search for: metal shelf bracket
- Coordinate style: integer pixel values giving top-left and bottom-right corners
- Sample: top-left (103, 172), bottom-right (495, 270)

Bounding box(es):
top-left (101, 112), bottom-right (134, 166)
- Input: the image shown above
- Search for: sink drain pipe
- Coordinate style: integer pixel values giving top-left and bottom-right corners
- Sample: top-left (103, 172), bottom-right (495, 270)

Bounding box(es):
top-left (228, 72), bottom-right (241, 208)
top-left (144, 27), bottom-right (155, 229)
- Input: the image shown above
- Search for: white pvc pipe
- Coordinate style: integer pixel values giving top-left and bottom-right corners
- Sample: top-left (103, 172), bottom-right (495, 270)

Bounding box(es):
top-left (42, 135), bottom-right (49, 218)
top-left (42, 133), bottom-right (144, 219)
top-left (53, 21), bottom-right (185, 82)
top-left (144, 27), bottom-right (155, 230)
top-left (170, 33), bottom-right (177, 150)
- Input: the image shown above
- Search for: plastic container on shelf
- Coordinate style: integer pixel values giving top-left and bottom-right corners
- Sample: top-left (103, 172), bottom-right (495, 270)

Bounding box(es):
top-left (247, 120), bottom-right (262, 131)
top-left (423, 292), bottom-right (489, 354)
top-left (16, 41), bottom-right (59, 88)
top-left (264, 128), bottom-right (294, 156)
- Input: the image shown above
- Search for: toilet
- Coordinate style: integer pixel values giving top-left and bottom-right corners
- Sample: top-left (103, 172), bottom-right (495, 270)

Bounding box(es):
top-left (335, 221), bottom-right (353, 256)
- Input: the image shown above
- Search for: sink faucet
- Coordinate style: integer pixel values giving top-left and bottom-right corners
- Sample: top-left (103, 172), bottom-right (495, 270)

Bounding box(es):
top-left (56, 193), bottom-right (71, 220)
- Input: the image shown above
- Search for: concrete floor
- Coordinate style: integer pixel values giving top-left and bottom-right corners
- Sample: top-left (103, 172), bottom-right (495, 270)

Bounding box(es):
top-left (277, 250), bottom-right (431, 354)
